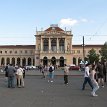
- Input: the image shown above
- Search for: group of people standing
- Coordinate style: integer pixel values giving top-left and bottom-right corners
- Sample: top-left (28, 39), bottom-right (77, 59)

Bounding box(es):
top-left (4, 61), bottom-right (106, 97)
top-left (82, 61), bottom-right (107, 97)
top-left (4, 64), bottom-right (25, 88)
top-left (39, 64), bottom-right (70, 85)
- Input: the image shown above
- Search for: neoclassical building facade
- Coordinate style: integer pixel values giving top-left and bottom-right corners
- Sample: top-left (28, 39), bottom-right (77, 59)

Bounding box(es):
top-left (0, 45), bottom-right (35, 66)
top-left (0, 25), bottom-right (103, 67)
top-left (35, 24), bottom-right (73, 67)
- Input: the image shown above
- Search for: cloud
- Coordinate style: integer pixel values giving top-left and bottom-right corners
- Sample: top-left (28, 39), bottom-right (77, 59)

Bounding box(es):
top-left (59, 18), bottom-right (78, 27)
top-left (59, 18), bottom-right (91, 27)
top-left (80, 18), bottom-right (88, 22)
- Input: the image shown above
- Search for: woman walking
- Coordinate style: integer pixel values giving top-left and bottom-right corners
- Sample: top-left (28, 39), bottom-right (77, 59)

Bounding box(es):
top-left (90, 64), bottom-right (99, 97)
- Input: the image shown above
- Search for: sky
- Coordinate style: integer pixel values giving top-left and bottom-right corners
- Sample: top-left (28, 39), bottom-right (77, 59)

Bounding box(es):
top-left (0, 0), bottom-right (107, 45)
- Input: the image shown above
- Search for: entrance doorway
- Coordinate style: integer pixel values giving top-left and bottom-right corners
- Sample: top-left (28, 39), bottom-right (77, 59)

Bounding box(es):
top-left (59, 57), bottom-right (64, 67)
top-left (51, 57), bottom-right (56, 65)
top-left (43, 57), bottom-right (48, 66)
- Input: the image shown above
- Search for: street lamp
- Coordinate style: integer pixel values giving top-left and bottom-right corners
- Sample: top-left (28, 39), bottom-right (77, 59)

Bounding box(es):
top-left (83, 36), bottom-right (85, 62)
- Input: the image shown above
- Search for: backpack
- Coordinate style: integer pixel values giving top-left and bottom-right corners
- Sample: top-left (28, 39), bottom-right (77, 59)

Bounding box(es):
top-left (49, 66), bottom-right (53, 72)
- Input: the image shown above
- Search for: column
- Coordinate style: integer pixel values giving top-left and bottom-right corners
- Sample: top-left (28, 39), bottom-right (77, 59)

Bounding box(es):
top-left (10, 58), bottom-right (12, 64)
top-left (57, 38), bottom-right (59, 53)
top-left (41, 37), bottom-right (43, 52)
top-left (65, 38), bottom-right (67, 53)
top-left (20, 58), bottom-right (22, 66)
top-left (26, 58), bottom-right (28, 65)
top-left (15, 58), bottom-right (17, 66)
top-left (31, 58), bottom-right (33, 65)
top-left (4, 58), bottom-right (6, 66)
top-left (49, 38), bottom-right (51, 53)
top-left (76, 58), bottom-right (78, 65)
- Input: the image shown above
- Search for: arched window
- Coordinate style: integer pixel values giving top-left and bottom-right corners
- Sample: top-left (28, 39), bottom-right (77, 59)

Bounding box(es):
top-left (17, 58), bottom-right (20, 65)
top-left (78, 58), bottom-right (82, 65)
top-left (43, 57), bottom-right (48, 66)
top-left (51, 39), bottom-right (57, 51)
top-left (51, 57), bottom-right (56, 65)
top-left (73, 57), bottom-right (76, 65)
top-left (28, 58), bottom-right (31, 65)
top-left (43, 39), bottom-right (49, 51)
top-left (22, 58), bottom-right (26, 66)
top-left (59, 57), bottom-right (64, 67)
top-left (12, 58), bottom-right (15, 65)
top-left (59, 39), bottom-right (64, 51)
top-left (1, 57), bottom-right (5, 65)
top-left (6, 58), bottom-right (10, 65)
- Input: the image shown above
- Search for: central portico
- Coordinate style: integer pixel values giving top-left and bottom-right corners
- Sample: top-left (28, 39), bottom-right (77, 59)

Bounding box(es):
top-left (34, 24), bottom-right (73, 67)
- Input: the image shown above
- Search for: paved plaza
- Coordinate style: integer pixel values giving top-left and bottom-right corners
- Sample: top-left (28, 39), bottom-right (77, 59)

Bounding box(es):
top-left (0, 70), bottom-right (107, 107)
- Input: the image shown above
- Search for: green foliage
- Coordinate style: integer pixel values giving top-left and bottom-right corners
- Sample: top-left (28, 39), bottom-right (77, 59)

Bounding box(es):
top-left (87, 48), bottom-right (100, 64)
top-left (99, 42), bottom-right (107, 60)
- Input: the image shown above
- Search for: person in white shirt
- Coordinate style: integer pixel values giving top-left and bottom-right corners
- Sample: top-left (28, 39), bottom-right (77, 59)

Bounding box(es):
top-left (82, 63), bottom-right (93, 90)
top-left (16, 66), bottom-right (24, 88)
top-left (90, 64), bottom-right (99, 97)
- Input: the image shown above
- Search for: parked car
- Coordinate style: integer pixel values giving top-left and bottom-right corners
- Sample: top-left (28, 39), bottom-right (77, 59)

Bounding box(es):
top-left (25, 65), bottom-right (36, 70)
top-left (69, 64), bottom-right (80, 70)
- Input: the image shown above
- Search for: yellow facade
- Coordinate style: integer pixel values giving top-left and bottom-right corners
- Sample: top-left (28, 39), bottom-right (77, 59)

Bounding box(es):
top-left (34, 25), bottom-right (73, 67)
top-left (0, 25), bottom-right (103, 67)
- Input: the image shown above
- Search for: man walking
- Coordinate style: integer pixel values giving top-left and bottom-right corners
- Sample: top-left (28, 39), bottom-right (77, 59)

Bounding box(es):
top-left (64, 64), bottom-right (69, 85)
top-left (82, 63), bottom-right (93, 90)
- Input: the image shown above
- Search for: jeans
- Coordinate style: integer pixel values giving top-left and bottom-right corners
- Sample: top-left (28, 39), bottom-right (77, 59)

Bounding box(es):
top-left (8, 76), bottom-right (15, 88)
top-left (92, 84), bottom-right (99, 95)
top-left (82, 77), bottom-right (93, 90)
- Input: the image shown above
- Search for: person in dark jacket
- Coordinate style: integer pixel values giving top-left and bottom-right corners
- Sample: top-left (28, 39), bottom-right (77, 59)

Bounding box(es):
top-left (96, 62), bottom-right (104, 87)
top-left (7, 64), bottom-right (16, 88)
top-left (4, 65), bottom-right (9, 77)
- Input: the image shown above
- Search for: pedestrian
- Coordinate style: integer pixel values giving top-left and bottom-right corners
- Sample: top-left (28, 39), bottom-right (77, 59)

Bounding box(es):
top-left (96, 62), bottom-right (104, 87)
top-left (90, 64), bottom-right (99, 97)
top-left (7, 64), bottom-right (16, 88)
top-left (4, 64), bottom-right (9, 80)
top-left (64, 64), bottom-right (69, 85)
top-left (41, 66), bottom-right (45, 79)
top-left (42, 65), bottom-right (48, 79)
top-left (16, 65), bottom-right (24, 88)
top-left (82, 63), bottom-right (93, 90)
top-left (48, 64), bottom-right (54, 82)
top-left (39, 64), bottom-right (42, 72)
top-left (4, 64), bottom-right (9, 82)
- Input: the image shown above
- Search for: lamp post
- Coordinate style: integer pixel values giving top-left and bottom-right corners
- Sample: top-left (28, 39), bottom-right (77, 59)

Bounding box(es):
top-left (83, 36), bottom-right (85, 62)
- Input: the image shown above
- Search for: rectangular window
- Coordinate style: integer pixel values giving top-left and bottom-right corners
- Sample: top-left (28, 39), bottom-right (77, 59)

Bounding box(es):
top-left (30, 50), bottom-right (33, 54)
top-left (72, 50), bottom-right (75, 54)
top-left (20, 50), bottom-right (22, 53)
top-left (43, 46), bottom-right (49, 51)
top-left (25, 50), bottom-right (27, 53)
top-left (59, 46), bottom-right (64, 51)
top-left (15, 51), bottom-right (17, 54)
top-left (51, 46), bottom-right (57, 51)
top-left (77, 50), bottom-right (80, 54)
top-left (10, 51), bottom-right (12, 54)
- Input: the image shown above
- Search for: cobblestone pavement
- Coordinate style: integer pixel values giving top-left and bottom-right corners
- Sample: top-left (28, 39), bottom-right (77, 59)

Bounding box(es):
top-left (0, 70), bottom-right (107, 107)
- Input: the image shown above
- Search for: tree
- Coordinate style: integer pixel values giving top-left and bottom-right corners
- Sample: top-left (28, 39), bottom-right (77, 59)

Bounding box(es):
top-left (87, 48), bottom-right (100, 64)
top-left (99, 42), bottom-right (107, 60)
